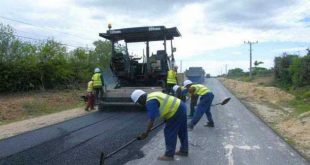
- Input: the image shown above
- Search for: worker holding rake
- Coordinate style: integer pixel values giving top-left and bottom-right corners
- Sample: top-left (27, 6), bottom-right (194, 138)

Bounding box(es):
top-left (131, 90), bottom-right (188, 161)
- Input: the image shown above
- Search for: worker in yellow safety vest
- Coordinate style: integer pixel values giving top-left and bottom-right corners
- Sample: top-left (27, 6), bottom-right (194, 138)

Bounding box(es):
top-left (131, 90), bottom-right (188, 161)
top-left (183, 80), bottom-right (215, 129)
top-left (172, 85), bottom-right (187, 102)
top-left (92, 67), bottom-right (104, 104)
top-left (166, 66), bottom-right (178, 95)
top-left (85, 80), bottom-right (95, 111)
top-left (172, 84), bottom-right (198, 118)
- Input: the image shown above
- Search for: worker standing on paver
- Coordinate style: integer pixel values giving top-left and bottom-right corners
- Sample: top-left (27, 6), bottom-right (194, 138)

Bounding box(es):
top-left (166, 66), bottom-right (178, 95)
top-left (172, 84), bottom-right (197, 118)
top-left (184, 80), bottom-right (215, 129)
top-left (92, 67), bottom-right (104, 104)
top-left (85, 80), bottom-right (95, 111)
top-left (131, 90), bottom-right (188, 161)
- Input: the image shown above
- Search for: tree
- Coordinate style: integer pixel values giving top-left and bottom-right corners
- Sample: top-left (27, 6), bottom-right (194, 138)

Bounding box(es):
top-left (254, 61), bottom-right (264, 67)
top-left (228, 68), bottom-right (245, 77)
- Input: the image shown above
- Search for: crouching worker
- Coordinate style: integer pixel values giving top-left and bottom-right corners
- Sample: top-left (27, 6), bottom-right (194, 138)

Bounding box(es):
top-left (131, 90), bottom-right (188, 161)
top-left (183, 80), bottom-right (215, 129)
top-left (172, 85), bottom-right (187, 102)
top-left (172, 85), bottom-right (197, 118)
top-left (85, 80), bottom-right (95, 111)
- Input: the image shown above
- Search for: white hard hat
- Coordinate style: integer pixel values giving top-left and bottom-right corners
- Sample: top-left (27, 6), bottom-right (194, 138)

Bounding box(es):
top-left (131, 89), bottom-right (146, 103)
top-left (183, 80), bottom-right (193, 86)
top-left (172, 85), bottom-right (180, 92)
top-left (94, 68), bottom-right (100, 73)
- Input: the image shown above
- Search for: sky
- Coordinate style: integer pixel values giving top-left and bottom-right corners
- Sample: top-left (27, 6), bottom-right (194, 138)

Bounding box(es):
top-left (0, 0), bottom-right (309, 76)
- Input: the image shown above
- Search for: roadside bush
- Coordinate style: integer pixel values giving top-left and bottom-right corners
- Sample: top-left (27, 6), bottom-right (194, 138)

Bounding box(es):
top-left (227, 68), bottom-right (245, 77)
top-left (274, 53), bottom-right (310, 88)
top-left (0, 23), bottom-right (111, 92)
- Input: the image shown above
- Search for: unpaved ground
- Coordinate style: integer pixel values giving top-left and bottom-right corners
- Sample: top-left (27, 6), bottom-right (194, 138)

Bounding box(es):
top-left (219, 78), bottom-right (310, 159)
top-left (0, 107), bottom-right (96, 140)
top-left (0, 90), bottom-right (84, 125)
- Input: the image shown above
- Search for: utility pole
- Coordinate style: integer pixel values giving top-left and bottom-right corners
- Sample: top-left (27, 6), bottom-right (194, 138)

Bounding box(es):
top-left (225, 64), bottom-right (228, 76)
top-left (244, 41), bottom-right (258, 79)
top-left (180, 60), bottom-right (183, 73)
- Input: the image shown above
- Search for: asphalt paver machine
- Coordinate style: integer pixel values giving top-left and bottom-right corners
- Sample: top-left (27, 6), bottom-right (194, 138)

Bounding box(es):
top-left (98, 25), bottom-right (181, 110)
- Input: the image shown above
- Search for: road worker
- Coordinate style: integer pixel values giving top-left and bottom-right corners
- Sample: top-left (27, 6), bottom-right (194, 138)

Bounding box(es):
top-left (183, 80), bottom-right (215, 129)
top-left (166, 66), bottom-right (178, 95)
top-left (85, 80), bottom-right (95, 111)
top-left (92, 67), bottom-right (104, 104)
top-left (172, 84), bottom-right (197, 118)
top-left (131, 90), bottom-right (188, 161)
top-left (172, 85), bottom-right (187, 102)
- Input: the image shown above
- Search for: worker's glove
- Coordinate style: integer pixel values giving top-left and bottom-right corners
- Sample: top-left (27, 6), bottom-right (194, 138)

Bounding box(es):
top-left (137, 132), bottom-right (148, 140)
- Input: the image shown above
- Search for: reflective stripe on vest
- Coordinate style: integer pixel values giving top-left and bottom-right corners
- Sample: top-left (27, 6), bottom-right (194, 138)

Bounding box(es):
top-left (92, 73), bottom-right (102, 88)
top-left (147, 92), bottom-right (181, 119)
top-left (191, 84), bottom-right (210, 96)
top-left (167, 70), bottom-right (177, 84)
top-left (87, 81), bottom-right (93, 92)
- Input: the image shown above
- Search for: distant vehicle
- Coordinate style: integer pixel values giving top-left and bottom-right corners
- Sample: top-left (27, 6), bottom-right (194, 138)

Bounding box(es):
top-left (205, 74), bottom-right (211, 78)
top-left (98, 25), bottom-right (181, 110)
top-left (185, 67), bottom-right (205, 83)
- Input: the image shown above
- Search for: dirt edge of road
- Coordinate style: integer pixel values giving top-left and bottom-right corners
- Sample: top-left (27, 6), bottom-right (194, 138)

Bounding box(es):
top-left (0, 107), bottom-right (96, 140)
top-left (219, 78), bottom-right (310, 160)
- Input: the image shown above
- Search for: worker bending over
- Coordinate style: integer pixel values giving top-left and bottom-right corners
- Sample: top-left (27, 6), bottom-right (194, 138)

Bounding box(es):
top-left (166, 66), bottom-right (178, 95)
top-left (92, 67), bottom-right (104, 104)
top-left (184, 80), bottom-right (215, 129)
top-left (131, 90), bottom-right (188, 161)
top-left (172, 85), bottom-right (198, 118)
top-left (172, 85), bottom-right (187, 102)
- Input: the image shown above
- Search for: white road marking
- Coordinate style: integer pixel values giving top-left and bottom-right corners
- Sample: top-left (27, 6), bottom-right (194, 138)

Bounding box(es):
top-left (225, 144), bottom-right (234, 165)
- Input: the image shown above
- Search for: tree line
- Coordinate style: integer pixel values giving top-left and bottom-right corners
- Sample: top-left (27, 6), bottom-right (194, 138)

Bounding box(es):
top-left (227, 50), bottom-right (310, 88)
top-left (0, 23), bottom-right (112, 92)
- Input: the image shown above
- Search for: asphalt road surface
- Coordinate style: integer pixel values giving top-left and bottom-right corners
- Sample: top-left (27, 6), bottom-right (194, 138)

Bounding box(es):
top-left (0, 78), bottom-right (309, 165)
top-left (0, 110), bottom-right (161, 165)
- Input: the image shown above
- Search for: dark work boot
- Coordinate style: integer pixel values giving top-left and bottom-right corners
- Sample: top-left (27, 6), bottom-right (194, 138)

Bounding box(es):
top-left (204, 122), bottom-right (214, 127)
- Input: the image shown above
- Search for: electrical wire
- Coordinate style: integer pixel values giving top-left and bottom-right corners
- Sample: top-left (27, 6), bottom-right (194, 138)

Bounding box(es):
top-left (0, 15), bottom-right (97, 42)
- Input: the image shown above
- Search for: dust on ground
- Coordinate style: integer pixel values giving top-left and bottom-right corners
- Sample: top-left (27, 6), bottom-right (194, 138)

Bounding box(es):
top-left (219, 77), bottom-right (310, 159)
top-left (0, 107), bottom-right (96, 140)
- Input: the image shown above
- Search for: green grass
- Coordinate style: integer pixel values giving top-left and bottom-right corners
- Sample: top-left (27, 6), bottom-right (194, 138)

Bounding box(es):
top-left (289, 99), bottom-right (310, 115)
top-left (288, 86), bottom-right (310, 115)
top-left (23, 100), bottom-right (84, 117)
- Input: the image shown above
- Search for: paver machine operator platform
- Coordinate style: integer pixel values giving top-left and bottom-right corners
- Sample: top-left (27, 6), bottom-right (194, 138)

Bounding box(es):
top-left (98, 25), bottom-right (181, 110)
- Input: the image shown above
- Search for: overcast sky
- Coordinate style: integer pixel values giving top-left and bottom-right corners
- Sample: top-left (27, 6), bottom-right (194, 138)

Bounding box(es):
top-left (1, 0), bottom-right (309, 75)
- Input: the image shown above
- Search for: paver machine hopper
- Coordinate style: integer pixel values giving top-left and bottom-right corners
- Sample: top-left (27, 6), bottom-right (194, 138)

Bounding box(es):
top-left (98, 25), bottom-right (181, 110)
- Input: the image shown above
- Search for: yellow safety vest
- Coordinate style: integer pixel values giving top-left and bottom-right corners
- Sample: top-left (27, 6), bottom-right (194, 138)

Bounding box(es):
top-left (147, 92), bottom-right (181, 120)
top-left (191, 84), bottom-right (210, 96)
top-left (92, 73), bottom-right (102, 88)
top-left (167, 70), bottom-right (177, 84)
top-left (87, 81), bottom-right (93, 92)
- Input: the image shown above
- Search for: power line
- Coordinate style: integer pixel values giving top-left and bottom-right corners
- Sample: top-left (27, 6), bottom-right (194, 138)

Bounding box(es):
top-left (13, 27), bottom-right (91, 47)
top-left (0, 31), bottom-right (89, 49)
top-left (15, 34), bottom-right (83, 48)
top-left (0, 15), bottom-right (96, 42)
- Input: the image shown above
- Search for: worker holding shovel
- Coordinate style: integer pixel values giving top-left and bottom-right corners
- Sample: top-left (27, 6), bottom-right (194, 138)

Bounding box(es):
top-left (131, 90), bottom-right (188, 161)
top-left (183, 80), bottom-right (215, 129)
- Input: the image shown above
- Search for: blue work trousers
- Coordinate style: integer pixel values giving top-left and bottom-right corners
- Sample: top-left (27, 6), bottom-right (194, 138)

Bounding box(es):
top-left (191, 92), bottom-right (214, 126)
top-left (164, 102), bottom-right (188, 157)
